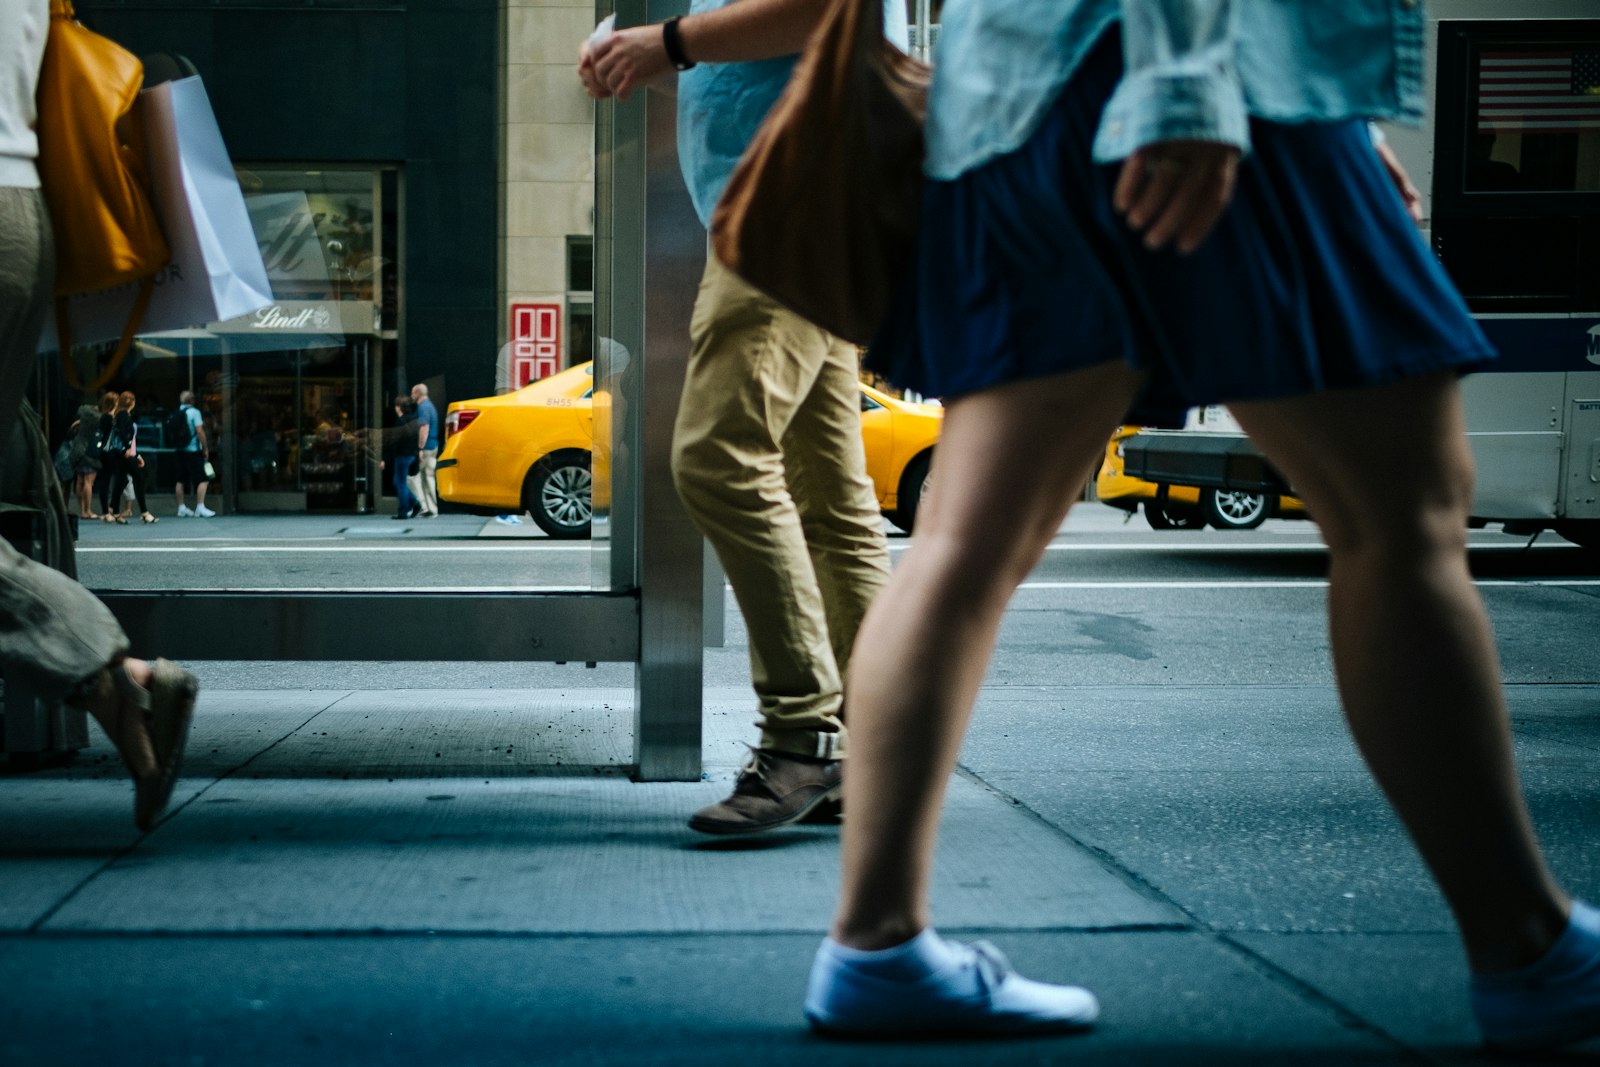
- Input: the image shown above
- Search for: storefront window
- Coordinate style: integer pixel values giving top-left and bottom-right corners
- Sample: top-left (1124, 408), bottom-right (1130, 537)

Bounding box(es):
top-left (126, 166), bottom-right (397, 513)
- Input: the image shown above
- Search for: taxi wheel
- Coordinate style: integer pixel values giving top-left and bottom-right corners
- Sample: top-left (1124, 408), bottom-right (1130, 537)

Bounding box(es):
top-left (524, 451), bottom-right (592, 539)
top-left (1201, 488), bottom-right (1271, 530)
top-left (890, 453), bottom-right (933, 533)
top-left (1144, 502), bottom-right (1204, 530)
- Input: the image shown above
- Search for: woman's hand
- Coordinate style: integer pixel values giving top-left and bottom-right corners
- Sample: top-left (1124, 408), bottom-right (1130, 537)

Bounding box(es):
top-left (1373, 140), bottom-right (1423, 226)
top-left (1113, 140), bottom-right (1242, 255)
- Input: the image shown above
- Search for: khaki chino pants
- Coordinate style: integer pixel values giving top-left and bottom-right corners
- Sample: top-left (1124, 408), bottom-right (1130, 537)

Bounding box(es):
top-left (672, 255), bottom-right (891, 759)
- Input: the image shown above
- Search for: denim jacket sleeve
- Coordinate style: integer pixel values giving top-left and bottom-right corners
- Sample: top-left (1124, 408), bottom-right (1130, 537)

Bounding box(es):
top-left (1091, 0), bottom-right (1251, 163)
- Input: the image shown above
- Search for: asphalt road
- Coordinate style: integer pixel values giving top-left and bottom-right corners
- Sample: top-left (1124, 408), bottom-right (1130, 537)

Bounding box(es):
top-left (69, 503), bottom-right (1600, 695)
top-left (72, 502), bottom-right (1600, 592)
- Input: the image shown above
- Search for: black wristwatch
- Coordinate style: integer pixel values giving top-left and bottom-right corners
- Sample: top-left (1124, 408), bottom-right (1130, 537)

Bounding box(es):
top-left (662, 16), bottom-right (696, 71)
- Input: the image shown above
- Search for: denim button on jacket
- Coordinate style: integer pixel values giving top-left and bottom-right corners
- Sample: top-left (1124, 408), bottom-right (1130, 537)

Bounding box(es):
top-left (926, 0), bottom-right (1427, 180)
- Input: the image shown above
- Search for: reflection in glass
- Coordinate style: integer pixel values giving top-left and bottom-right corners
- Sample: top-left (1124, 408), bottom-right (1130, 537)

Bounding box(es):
top-left (1469, 45), bottom-right (1600, 192)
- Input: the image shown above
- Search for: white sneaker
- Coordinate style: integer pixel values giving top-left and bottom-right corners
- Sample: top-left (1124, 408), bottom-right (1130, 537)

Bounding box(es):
top-left (176, 505), bottom-right (194, 517)
top-left (195, 504), bottom-right (216, 518)
top-left (1472, 900), bottom-right (1600, 1051)
top-left (494, 514), bottom-right (522, 525)
top-left (805, 929), bottom-right (1099, 1037)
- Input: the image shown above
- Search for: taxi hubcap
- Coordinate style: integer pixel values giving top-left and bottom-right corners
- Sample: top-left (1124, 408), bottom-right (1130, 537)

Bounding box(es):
top-left (542, 466), bottom-right (593, 528)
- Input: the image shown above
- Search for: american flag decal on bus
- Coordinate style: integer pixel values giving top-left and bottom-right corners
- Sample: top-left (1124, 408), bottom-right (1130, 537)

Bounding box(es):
top-left (1477, 50), bottom-right (1600, 134)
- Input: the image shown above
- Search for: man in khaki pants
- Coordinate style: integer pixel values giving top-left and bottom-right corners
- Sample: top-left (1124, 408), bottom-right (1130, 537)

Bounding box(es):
top-left (580, 0), bottom-right (903, 833)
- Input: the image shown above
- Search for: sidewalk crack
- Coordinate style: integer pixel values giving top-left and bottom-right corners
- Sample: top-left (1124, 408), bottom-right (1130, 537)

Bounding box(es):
top-left (25, 691), bottom-right (355, 934)
top-left (953, 763), bottom-right (1434, 1062)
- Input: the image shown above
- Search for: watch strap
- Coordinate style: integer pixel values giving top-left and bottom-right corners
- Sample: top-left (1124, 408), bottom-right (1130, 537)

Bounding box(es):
top-left (662, 16), bottom-right (696, 71)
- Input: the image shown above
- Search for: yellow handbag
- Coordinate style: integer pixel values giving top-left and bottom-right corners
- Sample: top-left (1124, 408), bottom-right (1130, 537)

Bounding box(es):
top-left (34, 0), bottom-right (170, 392)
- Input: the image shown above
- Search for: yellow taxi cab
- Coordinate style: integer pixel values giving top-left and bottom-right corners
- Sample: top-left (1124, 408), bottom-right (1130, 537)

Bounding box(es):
top-left (1096, 424), bottom-right (1308, 530)
top-left (437, 362), bottom-right (942, 537)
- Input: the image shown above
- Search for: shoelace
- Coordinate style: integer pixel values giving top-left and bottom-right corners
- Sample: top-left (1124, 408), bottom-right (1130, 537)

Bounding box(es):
top-left (731, 746), bottom-right (779, 799)
top-left (959, 940), bottom-right (1013, 997)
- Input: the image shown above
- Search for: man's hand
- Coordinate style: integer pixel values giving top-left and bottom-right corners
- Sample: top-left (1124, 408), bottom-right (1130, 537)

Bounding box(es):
top-left (578, 41), bottom-right (612, 100)
top-left (587, 26), bottom-right (673, 102)
top-left (1373, 140), bottom-right (1423, 227)
top-left (1113, 140), bottom-right (1242, 255)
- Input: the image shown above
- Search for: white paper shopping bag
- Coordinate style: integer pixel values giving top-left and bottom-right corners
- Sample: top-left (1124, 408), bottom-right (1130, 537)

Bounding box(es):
top-left (40, 76), bottom-right (272, 351)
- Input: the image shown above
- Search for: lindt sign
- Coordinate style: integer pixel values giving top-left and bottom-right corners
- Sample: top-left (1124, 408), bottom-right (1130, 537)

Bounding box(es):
top-left (252, 305), bottom-right (334, 330)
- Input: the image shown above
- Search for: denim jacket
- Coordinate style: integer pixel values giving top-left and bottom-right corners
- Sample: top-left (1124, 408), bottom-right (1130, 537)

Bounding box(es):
top-left (926, 0), bottom-right (1427, 180)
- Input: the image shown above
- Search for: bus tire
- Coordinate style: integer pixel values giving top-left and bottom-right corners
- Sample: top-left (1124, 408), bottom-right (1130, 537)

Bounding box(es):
top-left (1556, 521), bottom-right (1600, 551)
top-left (1145, 501), bottom-right (1204, 530)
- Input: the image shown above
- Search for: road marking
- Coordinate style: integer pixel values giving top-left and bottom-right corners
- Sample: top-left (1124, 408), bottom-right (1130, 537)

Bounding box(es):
top-left (1014, 579), bottom-right (1600, 589)
top-left (75, 544), bottom-right (587, 553)
top-left (78, 539), bottom-right (1560, 555)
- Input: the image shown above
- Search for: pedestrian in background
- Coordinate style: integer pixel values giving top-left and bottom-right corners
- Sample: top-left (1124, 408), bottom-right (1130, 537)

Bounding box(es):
top-left (107, 390), bottom-right (156, 524)
top-left (94, 390), bottom-right (127, 523)
top-left (579, 0), bottom-right (902, 835)
top-left (0, 0), bottom-right (197, 830)
top-left (67, 396), bottom-right (101, 519)
top-left (406, 381), bottom-right (439, 517)
top-left (802, 0), bottom-right (1599, 1053)
top-left (171, 389), bottom-right (213, 517)
top-left (381, 394), bottom-right (419, 520)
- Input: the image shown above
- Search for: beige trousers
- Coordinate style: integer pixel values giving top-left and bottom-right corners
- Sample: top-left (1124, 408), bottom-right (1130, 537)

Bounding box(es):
top-left (671, 255), bottom-right (891, 759)
top-left (407, 448), bottom-right (439, 515)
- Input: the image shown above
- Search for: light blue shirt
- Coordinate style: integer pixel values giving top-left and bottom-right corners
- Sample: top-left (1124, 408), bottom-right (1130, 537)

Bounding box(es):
top-left (182, 406), bottom-right (204, 453)
top-left (926, 0), bottom-right (1426, 180)
top-left (677, 0), bottom-right (911, 227)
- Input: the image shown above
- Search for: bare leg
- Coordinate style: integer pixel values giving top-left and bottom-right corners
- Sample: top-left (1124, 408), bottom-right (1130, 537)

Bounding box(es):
top-left (1229, 373), bottom-right (1568, 974)
top-left (831, 362), bottom-right (1145, 949)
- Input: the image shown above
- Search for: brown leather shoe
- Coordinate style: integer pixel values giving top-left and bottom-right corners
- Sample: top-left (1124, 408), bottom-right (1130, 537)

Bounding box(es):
top-left (688, 748), bottom-right (843, 835)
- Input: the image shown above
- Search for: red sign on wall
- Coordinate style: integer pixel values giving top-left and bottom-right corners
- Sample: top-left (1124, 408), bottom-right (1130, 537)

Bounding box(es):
top-left (509, 303), bottom-right (562, 388)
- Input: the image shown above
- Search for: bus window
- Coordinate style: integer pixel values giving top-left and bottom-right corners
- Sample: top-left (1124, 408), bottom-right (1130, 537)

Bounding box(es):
top-left (1469, 45), bottom-right (1600, 193)
top-left (1433, 22), bottom-right (1600, 313)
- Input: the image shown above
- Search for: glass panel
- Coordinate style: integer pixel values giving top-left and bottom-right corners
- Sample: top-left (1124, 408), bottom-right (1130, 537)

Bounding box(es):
top-left (61, 162), bottom-right (605, 594)
top-left (1468, 42), bottom-right (1600, 193)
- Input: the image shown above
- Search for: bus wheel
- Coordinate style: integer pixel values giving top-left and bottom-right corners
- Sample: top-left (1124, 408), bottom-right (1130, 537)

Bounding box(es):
top-left (1145, 501), bottom-right (1204, 530)
top-left (1201, 488), bottom-right (1270, 530)
top-left (1556, 521), bottom-right (1600, 551)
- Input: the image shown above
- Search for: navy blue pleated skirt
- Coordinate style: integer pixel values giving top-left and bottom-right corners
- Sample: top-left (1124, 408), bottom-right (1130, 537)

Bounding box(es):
top-left (866, 29), bottom-right (1494, 426)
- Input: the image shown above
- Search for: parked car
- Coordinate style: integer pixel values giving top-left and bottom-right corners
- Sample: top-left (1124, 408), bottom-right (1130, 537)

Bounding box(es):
top-left (1096, 424), bottom-right (1308, 530)
top-left (436, 362), bottom-right (942, 538)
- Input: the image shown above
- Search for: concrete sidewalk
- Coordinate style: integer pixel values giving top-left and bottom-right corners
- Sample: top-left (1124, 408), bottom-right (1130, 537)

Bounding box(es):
top-left (2, 580), bottom-right (1598, 1064)
top-left (3, 681), bottom-right (1596, 1065)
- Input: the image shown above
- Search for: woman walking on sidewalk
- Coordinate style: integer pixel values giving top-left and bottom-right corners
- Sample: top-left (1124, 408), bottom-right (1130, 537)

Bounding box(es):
top-left (66, 397), bottom-right (101, 519)
top-left (0, 0), bottom-right (197, 829)
top-left (802, 0), bottom-right (1600, 1052)
top-left (106, 391), bottom-right (158, 524)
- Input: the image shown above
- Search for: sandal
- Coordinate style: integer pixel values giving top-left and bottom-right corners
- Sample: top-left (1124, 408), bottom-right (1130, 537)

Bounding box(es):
top-left (113, 515), bottom-right (129, 525)
top-left (140, 513), bottom-right (159, 524)
top-left (74, 659), bottom-right (199, 831)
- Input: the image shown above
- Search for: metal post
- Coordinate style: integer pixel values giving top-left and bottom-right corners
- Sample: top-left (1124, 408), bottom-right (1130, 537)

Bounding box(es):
top-left (608, 0), bottom-right (707, 781)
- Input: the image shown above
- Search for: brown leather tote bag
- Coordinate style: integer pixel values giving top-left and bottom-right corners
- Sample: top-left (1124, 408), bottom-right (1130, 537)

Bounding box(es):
top-left (35, 0), bottom-right (170, 390)
top-left (711, 0), bottom-right (929, 346)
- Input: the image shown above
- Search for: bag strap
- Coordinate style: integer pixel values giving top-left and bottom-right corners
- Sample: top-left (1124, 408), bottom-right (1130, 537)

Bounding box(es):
top-left (55, 278), bottom-right (157, 394)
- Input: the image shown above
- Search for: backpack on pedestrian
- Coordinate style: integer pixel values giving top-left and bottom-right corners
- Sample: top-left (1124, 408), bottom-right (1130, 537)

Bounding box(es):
top-left (165, 405), bottom-right (193, 450)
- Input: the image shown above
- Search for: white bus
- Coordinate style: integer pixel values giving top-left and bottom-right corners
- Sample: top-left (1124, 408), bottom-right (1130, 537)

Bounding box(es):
top-left (1122, 0), bottom-right (1600, 549)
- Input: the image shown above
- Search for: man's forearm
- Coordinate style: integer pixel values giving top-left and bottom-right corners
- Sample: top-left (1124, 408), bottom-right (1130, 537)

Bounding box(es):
top-left (676, 0), bottom-right (829, 65)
